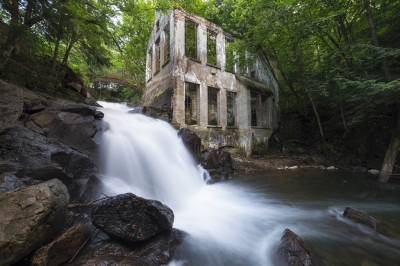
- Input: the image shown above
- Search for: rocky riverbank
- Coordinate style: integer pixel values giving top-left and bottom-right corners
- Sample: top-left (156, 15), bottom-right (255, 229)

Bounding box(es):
top-left (0, 78), bottom-right (189, 266)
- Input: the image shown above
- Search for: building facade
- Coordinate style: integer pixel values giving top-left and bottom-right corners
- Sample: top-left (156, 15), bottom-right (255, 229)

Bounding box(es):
top-left (143, 8), bottom-right (279, 155)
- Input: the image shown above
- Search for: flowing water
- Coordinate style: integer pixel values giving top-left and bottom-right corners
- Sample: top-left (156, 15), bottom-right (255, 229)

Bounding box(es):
top-left (98, 102), bottom-right (400, 266)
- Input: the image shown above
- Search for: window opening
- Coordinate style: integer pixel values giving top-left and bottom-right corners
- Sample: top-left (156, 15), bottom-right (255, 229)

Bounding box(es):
top-left (208, 87), bottom-right (219, 125)
top-left (225, 36), bottom-right (235, 72)
top-left (156, 20), bottom-right (160, 32)
top-left (227, 91), bottom-right (236, 126)
top-left (185, 82), bottom-right (199, 125)
top-left (261, 95), bottom-right (269, 127)
top-left (207, 29), bottom-right (217, 65)
top-left (250, 91), bottom-right (258, 126)
top-left (185, 20), bottom-right (197, 59)
top-left (147, 50), bottom-right (152, 81)
top-left (155, 38), bottom-right (160, 73)
top-left (163, 26), bottom-right (170, 63)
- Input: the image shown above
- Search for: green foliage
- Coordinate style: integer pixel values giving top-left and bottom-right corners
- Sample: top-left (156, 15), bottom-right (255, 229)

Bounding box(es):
top-left (1, 0), bottom-right (399, 143)
top-left (122, 87), bottom-right (141, 104)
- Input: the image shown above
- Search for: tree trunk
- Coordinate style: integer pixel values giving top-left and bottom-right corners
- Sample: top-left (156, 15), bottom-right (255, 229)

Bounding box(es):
top-left (62, 31), bottom-right (77, 65)
top-left (378, 109), bottom-right (400, 183)
top-left (365, 0), bottom-right (391, 81)
top-left (24, 0), bottom-right (34, 22)
top-left (307, 90), bottom-right (325, 142)
top-left (339, 89), bottom-right (349, 134)
top-left (52, 35), bottom-right (61, 73)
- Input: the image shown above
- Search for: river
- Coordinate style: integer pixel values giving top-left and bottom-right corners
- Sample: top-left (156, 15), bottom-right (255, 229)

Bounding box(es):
top-left (98, 102), bottom-right (400, 266)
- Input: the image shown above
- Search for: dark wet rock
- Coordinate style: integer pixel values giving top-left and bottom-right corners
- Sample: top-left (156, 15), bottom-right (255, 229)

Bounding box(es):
top-left (68, 179), bottom-right (89, 204)
top-left (0, 79), bottom-right (23, 137)
top-left (0, 172), bottom-right (25, 194)
top-left (79, 175), bottom-right (104, 203)
top-left (275, 229), bottom-right (314, 266)
top-left (178, 128), bottom-right (201, 164)
top-left (22, 88), bottom-right (48, 114)
top-left (80, 87), bottom-right (91, 98)
top-left (343, 207), bottom-right (377, 230)
top-left (31, 223), bottom-right (91, 266)
top-left (201, 148), bottom-right (234, 182)
top-left (94, 110), bottom-right (104, 119)
top-left (128, 106), bottom-right (144, 114)
top-left (56, 104), bottom-right (98, 116)
top-left (67, 82), bottom-right (83, 93)
top-left (129, 106), bottom-right (172, 122)
top-left (352, 166), bottom-right (367, 173)
top-left (0, 179), bottom-right (69, 266)
top-left (92, 193), bottom-right (174, 243)
top-left (25, 103), bottom-right (102, 159)
top-left (64, 209), bottom-right (92, 231)
top-left (303, 156), bottom-right (324, 165)
top-left (70, 229), bottom-right (186, 266)
top-left (0, 123), bottom-right (97, 188)
top-left (64, 68), bottom-right (91, 99)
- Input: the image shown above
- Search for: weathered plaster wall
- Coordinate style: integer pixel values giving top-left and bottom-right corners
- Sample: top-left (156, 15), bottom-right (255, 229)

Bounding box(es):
top-left (143, 11), bottom-right (175, 108)
top-left (145, 8), bottom-right (279, 155)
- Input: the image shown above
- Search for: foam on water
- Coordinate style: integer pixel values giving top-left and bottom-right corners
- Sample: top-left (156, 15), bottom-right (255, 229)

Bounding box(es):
top-left (98, 102), bottom-right (303, 265)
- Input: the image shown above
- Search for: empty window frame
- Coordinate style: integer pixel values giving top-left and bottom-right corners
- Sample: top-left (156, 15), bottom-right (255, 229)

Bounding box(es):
top-left (251, 91), bottom-right (270, 127)
top-left (208, 87), bottom-right (219, 125)
top-left (185, 82), bottom-right (199, 125)
top-left (163, 26), bottom-right (170, 64)
top-left (147, 50), bottom-right (152, 81)
top-left (227, 91), bottom-right (236, 126)
top-left (156, 20), bottom-right (160, 32)
top-left (261, 95), bottom-right (270, 127)
top-left (225, 36), bottom-right (235, 72)
top-left (250, 91), bottom-right (259, 126)
top-left (207, 29), bottom-right (217, 65)
top-left (185, 20), bottom-right (198, 59)
top-left (155, 38), bottom-right (160, 73)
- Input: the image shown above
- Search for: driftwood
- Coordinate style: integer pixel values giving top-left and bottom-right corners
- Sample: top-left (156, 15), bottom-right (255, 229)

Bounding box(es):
top-left (68, 194), bottom-right (110, 209)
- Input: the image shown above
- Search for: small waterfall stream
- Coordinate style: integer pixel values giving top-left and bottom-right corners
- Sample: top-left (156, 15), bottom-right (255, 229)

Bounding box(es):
top-left (97, 102), bottom-right (400, 266)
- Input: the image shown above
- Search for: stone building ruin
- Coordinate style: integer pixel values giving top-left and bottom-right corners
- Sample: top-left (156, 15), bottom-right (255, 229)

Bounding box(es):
top-left (143, 8), bottom-right (279, 155)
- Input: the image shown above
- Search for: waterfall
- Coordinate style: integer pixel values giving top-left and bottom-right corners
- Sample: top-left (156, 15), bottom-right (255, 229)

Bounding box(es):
top-left (97, 102), bottom-right (314, 266)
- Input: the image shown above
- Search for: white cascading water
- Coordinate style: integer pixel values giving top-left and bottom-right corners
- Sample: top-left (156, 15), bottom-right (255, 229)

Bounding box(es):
top-left (97, 102), bottom-right (321, 266)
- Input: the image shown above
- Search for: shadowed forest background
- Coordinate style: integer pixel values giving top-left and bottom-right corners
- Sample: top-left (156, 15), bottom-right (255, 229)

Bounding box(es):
top-left (1, 0), bottom-right (399, 182)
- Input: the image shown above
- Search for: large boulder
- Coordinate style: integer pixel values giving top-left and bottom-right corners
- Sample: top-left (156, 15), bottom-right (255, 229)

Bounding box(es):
top-left (178, 128), bottom-right (201, 164)
top-left (25, 103), bottom-right (103, 159)
top-left (343, 207), bottom-right (377, 230)
top-left (92, 193), bottom-right (174, 243)
top-left (275, 229), bottom-right (314, 266)
top-left (0, 172), bottom-right (25, 194)
top-left (0, 179), bottom-right (69, 266)
top-left (0, 123), bottom-right (97, 188)
top-left (200, 148), bottom-right (234, 182)
top-left (70, 229), bottom-right (185, 266)
top-left (31, 223), bottom-right (91, 266)
top-left (0, 79), bottom-right (23, 137)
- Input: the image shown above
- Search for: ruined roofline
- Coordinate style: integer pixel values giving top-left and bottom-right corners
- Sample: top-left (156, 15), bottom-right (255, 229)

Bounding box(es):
top-left (169, 7), bottom-right (277, 63)
top-left (171, 7), bottom-right (238, 40)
